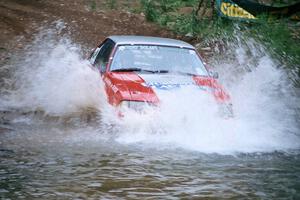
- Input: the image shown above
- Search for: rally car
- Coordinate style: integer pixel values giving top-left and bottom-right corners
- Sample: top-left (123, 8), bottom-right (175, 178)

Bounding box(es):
top-left (89, 35), bottom-right (233, 116)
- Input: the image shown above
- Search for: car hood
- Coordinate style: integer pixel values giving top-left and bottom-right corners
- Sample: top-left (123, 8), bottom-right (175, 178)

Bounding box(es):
top-left (139, 73), bottom-right (230, 103)
top-left (104, 72), bottom-right (230, 105)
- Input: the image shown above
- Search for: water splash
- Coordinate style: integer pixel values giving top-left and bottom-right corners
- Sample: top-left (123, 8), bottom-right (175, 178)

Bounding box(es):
top-left (1, 23), bottom-right (299, 154)
top-left (116, 36), bottom-right (300, 154)
top-left (0, 24), bottom-right (106, 116)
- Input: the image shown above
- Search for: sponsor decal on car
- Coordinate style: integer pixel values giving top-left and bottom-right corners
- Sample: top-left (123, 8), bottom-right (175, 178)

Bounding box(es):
top-left (138, 74), bottom-right (207, 91)
top-left (144, 82), bottom-right (208, 91)
top-left (146, 82), bottom-right (191, 90)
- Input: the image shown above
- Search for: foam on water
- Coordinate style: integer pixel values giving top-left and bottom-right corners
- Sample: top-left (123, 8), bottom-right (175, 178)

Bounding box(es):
top-left (1, 24), bottom-right (299, 154)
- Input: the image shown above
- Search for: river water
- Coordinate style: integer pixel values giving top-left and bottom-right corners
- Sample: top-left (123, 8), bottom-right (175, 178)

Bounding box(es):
top-left (0, 27), bottom-right (300, 199)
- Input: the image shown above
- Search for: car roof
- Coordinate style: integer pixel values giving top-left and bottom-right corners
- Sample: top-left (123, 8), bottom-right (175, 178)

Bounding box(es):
top-left (108, 35), bottom-right (195, 49)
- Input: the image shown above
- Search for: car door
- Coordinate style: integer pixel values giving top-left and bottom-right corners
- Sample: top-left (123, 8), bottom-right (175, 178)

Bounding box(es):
top-left (90, 39), bottom-right (115, 73)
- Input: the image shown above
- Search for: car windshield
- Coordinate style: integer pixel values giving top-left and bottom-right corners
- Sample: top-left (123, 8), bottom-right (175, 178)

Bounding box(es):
top-left (110, 45), bottom-right (208, 76)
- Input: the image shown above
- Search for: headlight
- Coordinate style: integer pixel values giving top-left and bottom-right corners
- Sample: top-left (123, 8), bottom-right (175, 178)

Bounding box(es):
top-left (119, 101), bottom-right (155, 113)
top-left (218, 103), bottom-right (234, 118)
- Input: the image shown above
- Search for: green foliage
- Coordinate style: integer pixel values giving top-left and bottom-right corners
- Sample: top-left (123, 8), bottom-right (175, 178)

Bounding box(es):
top-left (107, 0), bottom-right (116, 9)
top-left (90, 0), bottom-right (96, 11)
top-left (172, 14), bottom-right (235, 41)
top-left (249, 18), bottom-right (300, 81)
top-left (140, 0), bottom-right (198, 22)
top-left (140, 0), bottom-right (235, 42)
top-left (141, 0), bottom-right (159, 22)
top-left (160, 0), bottom-right (181, 12)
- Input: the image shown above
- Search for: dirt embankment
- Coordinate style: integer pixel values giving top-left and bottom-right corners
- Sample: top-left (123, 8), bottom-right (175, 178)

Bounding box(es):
top-left (0, 0), bottom-right (176, 61)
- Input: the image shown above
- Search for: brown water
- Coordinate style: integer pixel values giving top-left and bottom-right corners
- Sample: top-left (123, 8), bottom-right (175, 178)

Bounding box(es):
top-left (1, 121), bottom-right (299, 199)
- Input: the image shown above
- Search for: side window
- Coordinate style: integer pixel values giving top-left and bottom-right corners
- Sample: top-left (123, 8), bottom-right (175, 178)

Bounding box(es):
top-left (89, 47), bottom-right (101, 65)
top-left (94, 39), bottom-right (115, 73)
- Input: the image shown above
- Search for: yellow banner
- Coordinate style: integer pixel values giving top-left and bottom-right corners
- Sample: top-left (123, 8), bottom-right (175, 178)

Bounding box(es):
top-left (221, 2), bottom-right (256, 19)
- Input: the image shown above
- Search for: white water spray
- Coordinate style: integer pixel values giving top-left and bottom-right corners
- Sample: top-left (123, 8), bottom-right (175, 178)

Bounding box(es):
top-left (1, 24), bottom-right (299, 154)
top-left (0, 26), bottom-right (106, 116)
top-left (116, 37), bottom-right (300, 154)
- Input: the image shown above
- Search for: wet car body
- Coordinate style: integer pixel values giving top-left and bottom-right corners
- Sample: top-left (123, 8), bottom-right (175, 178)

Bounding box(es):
top-left (89, 35), bottom-right (232, 115)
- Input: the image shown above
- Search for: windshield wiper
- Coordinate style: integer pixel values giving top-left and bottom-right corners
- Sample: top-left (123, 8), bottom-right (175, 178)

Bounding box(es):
top-left (111, 68), bottom-right (169, 74)
top-left (154, 69), bottom-right (169, 73)
top-left (111, 67), bottom-right (143, 72)
top-left (171, 71), bottom-right (195, 76)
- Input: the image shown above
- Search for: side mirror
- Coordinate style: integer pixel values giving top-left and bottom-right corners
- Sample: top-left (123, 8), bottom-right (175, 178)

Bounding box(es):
top-left (209, 71), bottom-right (219, 79)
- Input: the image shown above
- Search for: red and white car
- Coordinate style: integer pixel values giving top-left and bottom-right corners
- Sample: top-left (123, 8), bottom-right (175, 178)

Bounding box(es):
top-left (89, 35), bottom-right (233, 116)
